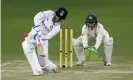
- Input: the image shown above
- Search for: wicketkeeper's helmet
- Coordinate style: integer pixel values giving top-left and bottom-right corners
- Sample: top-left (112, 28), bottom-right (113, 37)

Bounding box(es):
top-left (55, 7), bottom-right (68, 20)
top-left (85, 13), bottom-right (98, 24)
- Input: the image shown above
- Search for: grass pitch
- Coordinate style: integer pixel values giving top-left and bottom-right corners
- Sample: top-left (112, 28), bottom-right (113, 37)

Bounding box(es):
top-left (1, 56), bottom-right (133, 80)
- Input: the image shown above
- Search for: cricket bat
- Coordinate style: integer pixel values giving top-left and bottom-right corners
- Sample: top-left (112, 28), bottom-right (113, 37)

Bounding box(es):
top-left (36, 44), bottom-right (46, 57)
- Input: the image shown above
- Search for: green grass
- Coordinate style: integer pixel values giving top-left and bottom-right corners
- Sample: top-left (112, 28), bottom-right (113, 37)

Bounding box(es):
top-left (1, 0), bottom-right (133, 79)
top-left (2, 0), bottom-right (133, 62)
top-left (1, 56), bottom-right (133, 80)
top-left (1, 1), bottom-right (133, 79)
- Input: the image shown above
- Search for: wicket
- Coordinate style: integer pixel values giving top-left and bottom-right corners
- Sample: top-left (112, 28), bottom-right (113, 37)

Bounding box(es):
top-left (60, 27), bottom-right (73, 68)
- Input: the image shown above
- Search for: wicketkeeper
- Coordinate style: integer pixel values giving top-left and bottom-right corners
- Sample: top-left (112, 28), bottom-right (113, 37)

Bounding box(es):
top-left (22, 7), bottom-right (68, 76)
top-left (73, 13), bottom-right (113, 66)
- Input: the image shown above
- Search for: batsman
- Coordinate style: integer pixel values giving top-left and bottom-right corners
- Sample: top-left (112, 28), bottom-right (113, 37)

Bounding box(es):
top-left (73, 13), bottom-right (114, 66)
top-left (22, 7), bottom-right (68, 75)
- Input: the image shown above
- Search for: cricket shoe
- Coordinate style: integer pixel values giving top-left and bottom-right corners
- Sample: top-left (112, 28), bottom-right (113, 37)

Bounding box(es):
top-left (52, 68), bottom-right (59, 73)
top-left (76, 61), bottom-right (86, 66)
top-left (42, 67), bottom-right (59, 73)
top-left (104, 62), bottom-right (111, 66)
top-left (33, 70), bottom-right (43, 76)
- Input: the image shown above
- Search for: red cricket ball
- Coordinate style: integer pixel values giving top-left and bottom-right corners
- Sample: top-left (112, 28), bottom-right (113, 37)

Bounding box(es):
top-left (24, 33), bottom-right (28, 37)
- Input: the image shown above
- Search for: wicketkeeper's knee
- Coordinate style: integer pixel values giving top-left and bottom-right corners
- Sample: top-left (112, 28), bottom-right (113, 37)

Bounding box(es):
top-left (104, 37), bottom-right (114, 46)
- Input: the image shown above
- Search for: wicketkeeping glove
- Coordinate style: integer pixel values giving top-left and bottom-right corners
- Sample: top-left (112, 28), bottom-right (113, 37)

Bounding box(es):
top-left (84, 46), bottom-right (98, 61)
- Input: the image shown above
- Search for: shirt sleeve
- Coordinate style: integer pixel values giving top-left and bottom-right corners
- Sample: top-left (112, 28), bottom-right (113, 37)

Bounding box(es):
top-left (42, 25), bottom-right (60, 40)
top-left (94, 25), bottom-right (105, 49)
top-left (30, 25), bottom-right (41, 35)
top-left (81, 25), bottom-right (89, 48)
top-left (27, 25), bottom-right (42, 42)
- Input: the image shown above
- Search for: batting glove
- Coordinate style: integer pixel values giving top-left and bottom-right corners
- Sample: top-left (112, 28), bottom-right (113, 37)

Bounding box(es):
top-left (34, 33), bottom-right (42, 45)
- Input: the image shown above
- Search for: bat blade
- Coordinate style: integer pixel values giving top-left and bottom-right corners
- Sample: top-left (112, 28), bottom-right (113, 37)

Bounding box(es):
top-left (36, 44), bottom-right (46, 57)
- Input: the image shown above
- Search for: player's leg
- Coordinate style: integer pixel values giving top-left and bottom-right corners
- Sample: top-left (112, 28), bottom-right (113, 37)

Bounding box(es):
top-left (73, 36), bottom-right (86, 66)
top-left (22, 41), bottom-right (43, 76)
top-left (103, 37), bottom-right (114, 66)
top-left (37, 40), bottom-right (49, 67)
top-left (37, 40), bottom-right (58, 72)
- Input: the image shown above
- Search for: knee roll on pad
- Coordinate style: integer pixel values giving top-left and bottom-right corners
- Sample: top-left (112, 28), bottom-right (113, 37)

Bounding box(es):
top-left (104, 37), bottom-right (113, 46)
top-left (73, 38), bottom-right (79, 47)
top-left (22, 41), bottom-right (35, 55)
top-left (72, 38), bottom-right (76, 45)
top-left (73, 41), bottom-right (83, 47)
top-left (72, 37), bottom-right (83, 47)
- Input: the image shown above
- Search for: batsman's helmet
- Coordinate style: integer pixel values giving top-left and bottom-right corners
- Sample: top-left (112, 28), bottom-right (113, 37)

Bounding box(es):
top-left (55, 7), bottom-right (68, 20)
top-left (85, 13), bottom-right (98, 24)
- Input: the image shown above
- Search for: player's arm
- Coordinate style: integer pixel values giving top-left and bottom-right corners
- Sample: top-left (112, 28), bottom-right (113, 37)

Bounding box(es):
top-left (81, 25), bottom-right (89, 48)
top-left (29, 25), bottom-right (42, 44)
top-left (29, 25), bottom-right (46, 56)
top-left (94, 25), bottom-right (105, 49)
top-left (81, 25), bottom-right (98, 60)
top-left (42, 25), bottom-right (60, 40)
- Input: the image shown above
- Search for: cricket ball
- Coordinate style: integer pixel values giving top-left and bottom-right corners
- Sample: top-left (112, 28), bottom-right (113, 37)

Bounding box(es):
top-left (24, 33), bottom-right (28, 37)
